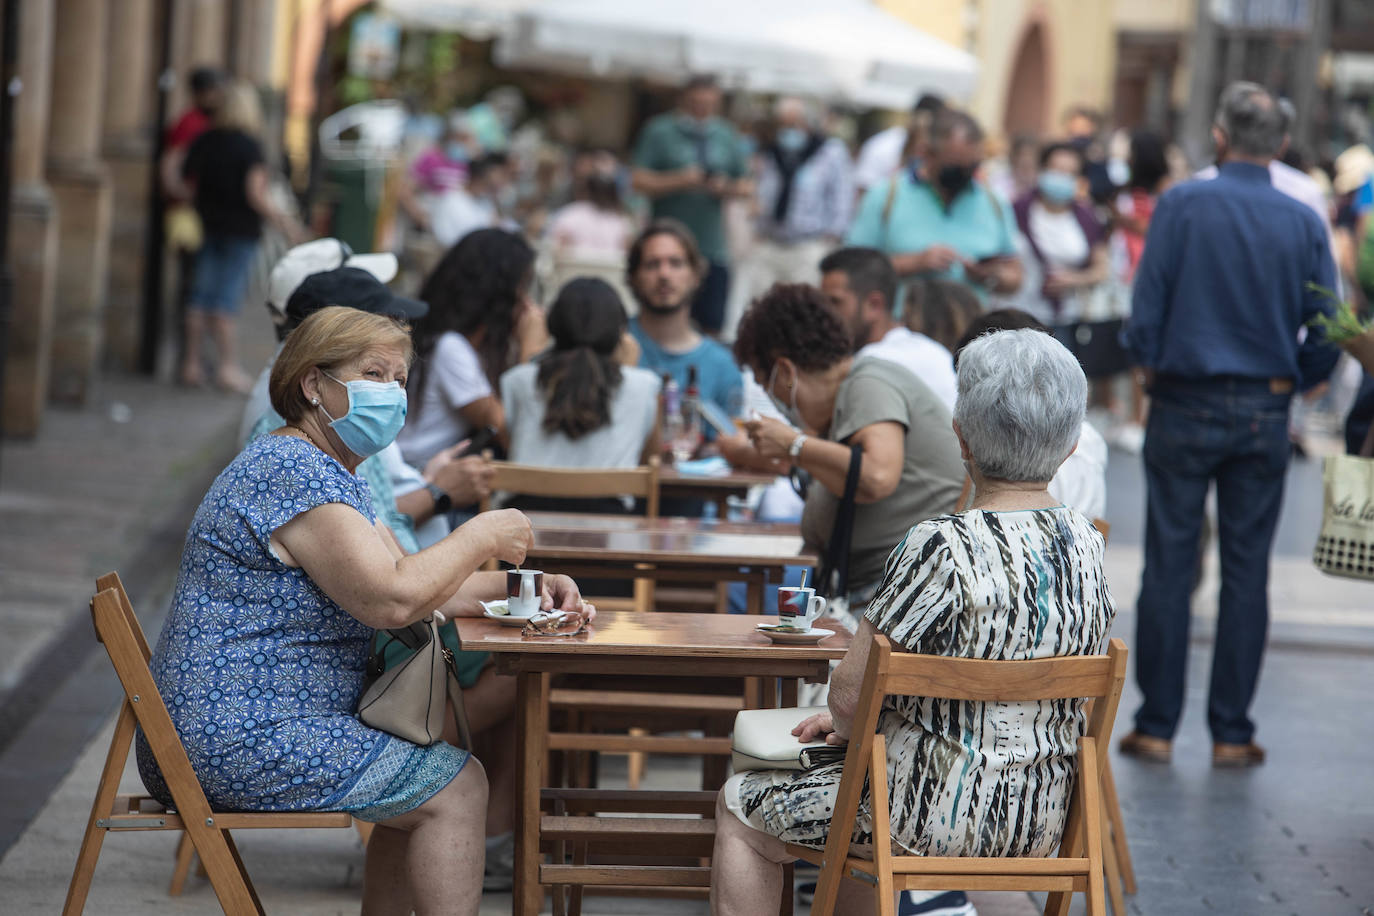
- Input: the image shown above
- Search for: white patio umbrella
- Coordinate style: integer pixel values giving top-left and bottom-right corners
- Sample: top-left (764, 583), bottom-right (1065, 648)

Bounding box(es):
top-left (376, 0), bottom-right (535, 40)
top-left (491, 0), bottom-right (976, 107)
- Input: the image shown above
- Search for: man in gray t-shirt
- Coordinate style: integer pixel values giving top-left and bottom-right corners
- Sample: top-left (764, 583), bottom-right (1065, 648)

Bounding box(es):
top-left (800, 357), bottom-right (965, 592)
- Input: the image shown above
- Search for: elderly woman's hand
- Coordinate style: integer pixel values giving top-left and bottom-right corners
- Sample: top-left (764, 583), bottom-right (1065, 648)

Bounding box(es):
top-left (792, 711), bottom-right (845, 746)
top-left (743, 416), bottom-right (799, 462)
top-left (542, 574), bottom-right (595, 622)
top-left (466, 509), bottom-right (533, 567)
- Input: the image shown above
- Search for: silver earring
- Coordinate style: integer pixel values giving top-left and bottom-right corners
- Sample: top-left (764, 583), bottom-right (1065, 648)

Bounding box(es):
top-left (311, 398), bottom-right (319, 405)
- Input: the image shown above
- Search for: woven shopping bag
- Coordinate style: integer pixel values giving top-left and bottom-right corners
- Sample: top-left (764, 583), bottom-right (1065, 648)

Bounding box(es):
top-left (1314, 429), bottom-right (1374, 580)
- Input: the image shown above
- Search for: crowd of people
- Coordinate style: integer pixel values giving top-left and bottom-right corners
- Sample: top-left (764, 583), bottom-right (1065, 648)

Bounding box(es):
top-left (138, 66), bottom-right (1355, 915)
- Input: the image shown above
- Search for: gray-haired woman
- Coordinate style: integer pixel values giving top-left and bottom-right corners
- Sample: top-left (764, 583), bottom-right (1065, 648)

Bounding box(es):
top-left (711, 328), bottom-right (1117, 915)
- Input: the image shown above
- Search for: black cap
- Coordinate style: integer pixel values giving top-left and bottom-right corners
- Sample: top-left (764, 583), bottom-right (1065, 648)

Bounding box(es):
top-left (284, 267), bottom-right (429, 327)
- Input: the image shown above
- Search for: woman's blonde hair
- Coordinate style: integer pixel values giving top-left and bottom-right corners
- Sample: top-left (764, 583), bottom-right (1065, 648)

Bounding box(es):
top-left (216, 80), bottom-right (263, 136)
top-left (270, 307), bottom-right (414, 424)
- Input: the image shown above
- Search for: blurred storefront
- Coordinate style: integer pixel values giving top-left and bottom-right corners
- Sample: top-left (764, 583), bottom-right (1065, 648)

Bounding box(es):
top-left (2, 0), bottom-right (291, 438)
top-left (878, 0), bottom-right (1119, 141)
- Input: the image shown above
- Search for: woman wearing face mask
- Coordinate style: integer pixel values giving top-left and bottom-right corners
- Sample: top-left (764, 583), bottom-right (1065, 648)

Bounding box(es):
top-left (1010, 141), bottom-right (1110, 328)
top-left (737, 284), bottom-right (965, 629)
top-left (847, 109), bottom-right (1022, 297)
top-left (136, 307), bottom-right (591, 916)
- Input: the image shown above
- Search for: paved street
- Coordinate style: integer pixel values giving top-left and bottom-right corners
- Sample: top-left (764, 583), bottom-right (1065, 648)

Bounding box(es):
top-left (1, 345), bottom-right (1371, 913)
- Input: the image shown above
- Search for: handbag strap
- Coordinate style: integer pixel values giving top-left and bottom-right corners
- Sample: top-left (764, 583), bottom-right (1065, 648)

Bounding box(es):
top-left (441, 646), bottom-right (474, 751)
top-left (818, 444), bottom-right (863, 599)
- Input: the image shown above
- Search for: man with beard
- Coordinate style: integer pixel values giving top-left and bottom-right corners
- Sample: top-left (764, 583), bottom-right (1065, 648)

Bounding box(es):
top-left (847, 110), bottom-right (1021, 298)
top-left (818, 247), bottom-right (957, 411)
top-left (626, 220), bottom-right (744, 434)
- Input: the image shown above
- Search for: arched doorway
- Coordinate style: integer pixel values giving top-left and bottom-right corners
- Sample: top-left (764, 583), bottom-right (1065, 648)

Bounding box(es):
top-left (1004, 22), bottom-right (1050, 137)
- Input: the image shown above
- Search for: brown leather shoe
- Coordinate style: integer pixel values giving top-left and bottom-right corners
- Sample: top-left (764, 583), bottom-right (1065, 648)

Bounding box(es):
top-left (1118, 730), bottom-right (1172, 762)
top-left (1212, 741), bottom-right (1266, 767)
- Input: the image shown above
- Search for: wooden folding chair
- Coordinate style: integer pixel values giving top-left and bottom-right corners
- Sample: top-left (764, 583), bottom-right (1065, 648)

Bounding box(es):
top-left (482, 460), bottom-right (667, 788)
top-left (63, 573), bottom-right (356, 915)
top-left (482, 459), bottom-right (661, 614)
top-left (1088, 518), bottom-right (1138, 914)
top-left (791, 633), bottom-right (1128, 916)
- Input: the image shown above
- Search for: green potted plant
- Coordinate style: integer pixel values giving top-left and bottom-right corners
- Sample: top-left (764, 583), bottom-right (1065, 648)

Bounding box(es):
top-left (1309, 283), bottom-right (1374, 373)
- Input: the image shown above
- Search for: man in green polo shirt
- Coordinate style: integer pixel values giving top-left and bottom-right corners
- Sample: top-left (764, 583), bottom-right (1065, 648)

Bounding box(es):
top-left (632, 75), bottom-right (752, 335)
top-left (848, 109), bottom-right (1022, 298)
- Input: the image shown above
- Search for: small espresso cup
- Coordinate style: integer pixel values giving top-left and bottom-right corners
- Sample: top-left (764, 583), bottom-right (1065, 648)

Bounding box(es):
top-left (777, 586), bottom-right (827, 630)
top-left (506, 569), bottom-right (545, 618)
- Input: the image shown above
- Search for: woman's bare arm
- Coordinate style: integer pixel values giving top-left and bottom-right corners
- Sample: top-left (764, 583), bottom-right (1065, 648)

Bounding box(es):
top-left (271, 503), bottom-right (531, 630)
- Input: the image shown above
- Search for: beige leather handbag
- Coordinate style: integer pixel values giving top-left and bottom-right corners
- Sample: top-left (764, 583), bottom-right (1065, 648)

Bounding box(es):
top-left (730, 705), bottom-right (832, 772)
top-left (357, 613), bottom-right (473, 749)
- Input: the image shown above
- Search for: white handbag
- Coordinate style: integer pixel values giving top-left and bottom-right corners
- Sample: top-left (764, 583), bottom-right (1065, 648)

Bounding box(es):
top-left (1314, 450), bottom-right (1374, 581)
top-left (730, 705), bottom-right (834, 772)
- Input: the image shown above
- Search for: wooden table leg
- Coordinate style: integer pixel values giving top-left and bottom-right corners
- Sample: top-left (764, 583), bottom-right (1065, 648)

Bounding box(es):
top-left (780, 677), bottom-right (797, 708)
top-left (515, 670), bottom-right (547, 916)
top-left (746, 571), bottom-right (765, 615)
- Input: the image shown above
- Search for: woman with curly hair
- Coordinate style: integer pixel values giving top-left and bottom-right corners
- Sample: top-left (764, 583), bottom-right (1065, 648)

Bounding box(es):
top-left (736, 283), bottom-right (965, 627)
top-left (397, 229), bottom-right (549, 468)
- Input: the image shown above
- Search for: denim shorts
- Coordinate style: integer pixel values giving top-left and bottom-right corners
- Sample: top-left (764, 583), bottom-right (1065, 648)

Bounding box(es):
top-left (190, 234), bottom-right (260, 313)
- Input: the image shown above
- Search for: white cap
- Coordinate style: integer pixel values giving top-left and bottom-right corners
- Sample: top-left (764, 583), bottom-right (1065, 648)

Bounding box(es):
top-left (267, 239), bottom-right (399, 316)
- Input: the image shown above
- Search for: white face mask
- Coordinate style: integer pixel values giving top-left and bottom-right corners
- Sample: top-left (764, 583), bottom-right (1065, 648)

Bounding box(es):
top-left (766, 363), bottom-right (803, 428)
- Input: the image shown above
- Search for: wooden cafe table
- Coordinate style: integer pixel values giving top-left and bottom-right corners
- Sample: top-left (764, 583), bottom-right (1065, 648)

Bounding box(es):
top-left (455, 611), bottom-right (850, 916)
top-left (521, 512), bottom-right (816, 614)
top-left (657, 466), bottom-right (780, 517)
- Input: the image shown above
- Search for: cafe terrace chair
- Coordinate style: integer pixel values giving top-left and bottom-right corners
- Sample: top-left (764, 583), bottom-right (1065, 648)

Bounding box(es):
top-left (482, 460), bottom-right (673, 787)
top-left (63, 573), bottom-right (356, 915)
top-left (481, 459), bottom-right (661, 614)
top-left (791, 633), bottom-right (1128, 916)
top-left (1087, 518), bottom-right (1138, 915)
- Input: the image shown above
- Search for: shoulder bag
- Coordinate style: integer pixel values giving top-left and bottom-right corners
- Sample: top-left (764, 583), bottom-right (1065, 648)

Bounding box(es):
top-left (357, 612), bottom-right (473, 749)
top-left (816, 444), bottom-right (864, 619)
top-left (1313, 425), bottom-right (1374, 581)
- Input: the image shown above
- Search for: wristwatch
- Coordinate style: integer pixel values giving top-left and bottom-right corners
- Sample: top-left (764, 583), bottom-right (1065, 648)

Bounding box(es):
top-left (424, 482), bottom-right (452, 515)
top-left (788, 433), bottom-right (808, 463)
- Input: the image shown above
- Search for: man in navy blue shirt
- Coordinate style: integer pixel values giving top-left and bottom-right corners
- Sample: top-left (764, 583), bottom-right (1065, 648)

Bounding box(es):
top-left (1120, 83), bottom-right (1338, 768)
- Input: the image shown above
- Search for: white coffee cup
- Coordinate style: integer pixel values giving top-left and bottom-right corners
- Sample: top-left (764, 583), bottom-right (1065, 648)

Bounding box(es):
top-left (506, 569), bottom-right (544, 618)
top-left (777, 586), bottom-right (827, 630)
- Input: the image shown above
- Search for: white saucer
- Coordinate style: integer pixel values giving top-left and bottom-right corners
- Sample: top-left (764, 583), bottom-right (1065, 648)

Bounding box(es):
top-left (755, 624), bottom-right (835, 645)
top-left (481, 600), bottom-right (538, 627)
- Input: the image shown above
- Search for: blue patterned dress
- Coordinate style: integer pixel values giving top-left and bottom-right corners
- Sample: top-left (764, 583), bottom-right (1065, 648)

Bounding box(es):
top-left (135, 434), bottom-right (468, 822)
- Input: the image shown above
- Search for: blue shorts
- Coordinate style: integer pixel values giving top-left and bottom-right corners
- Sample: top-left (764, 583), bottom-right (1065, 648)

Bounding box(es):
top-left (190, 234), bottom-right (259, 314)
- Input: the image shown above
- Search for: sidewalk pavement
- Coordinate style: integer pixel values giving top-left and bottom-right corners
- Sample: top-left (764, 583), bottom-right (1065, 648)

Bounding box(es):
top-left (1, 335), bottom-right (1371, 912)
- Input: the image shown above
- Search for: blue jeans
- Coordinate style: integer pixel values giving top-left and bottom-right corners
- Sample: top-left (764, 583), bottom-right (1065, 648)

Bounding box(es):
top-left (1134, 377), bottom-right (1291, 745)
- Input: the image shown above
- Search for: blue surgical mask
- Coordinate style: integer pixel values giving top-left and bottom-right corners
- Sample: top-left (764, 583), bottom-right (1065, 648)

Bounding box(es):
top-left (776, 127), bottom-right (807, 152)
top-left (319, 372), bottom-right (408, 458)
top-left (1037, 171), bottom-right (1078, 205)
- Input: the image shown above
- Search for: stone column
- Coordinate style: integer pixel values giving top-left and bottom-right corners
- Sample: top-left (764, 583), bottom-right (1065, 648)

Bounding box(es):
top-left (45, 0), bottom-right (114, 404)
top-left (101, 0), bottom-right (157, 372)
top-left (3, 0), bottom-right (60, 435)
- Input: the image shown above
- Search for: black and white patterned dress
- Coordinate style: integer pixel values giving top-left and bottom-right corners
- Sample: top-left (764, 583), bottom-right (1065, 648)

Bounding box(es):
top-left (726, 507), bottom-right (1115, 857)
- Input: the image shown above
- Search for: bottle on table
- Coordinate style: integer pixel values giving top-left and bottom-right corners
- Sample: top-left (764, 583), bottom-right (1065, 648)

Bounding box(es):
top-left (661, 372), bottom-right (684, 464)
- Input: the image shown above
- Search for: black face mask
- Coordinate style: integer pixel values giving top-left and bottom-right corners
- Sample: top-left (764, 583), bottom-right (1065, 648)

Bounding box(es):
top-left (936, 164), bottom-right (975, 196)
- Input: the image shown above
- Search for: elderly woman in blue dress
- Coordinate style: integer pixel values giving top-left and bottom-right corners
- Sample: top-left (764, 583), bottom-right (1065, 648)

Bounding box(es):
top-left (710, 328), bottom-right (1116, 915)
top-left (137, 306), bottom-right (590, 915)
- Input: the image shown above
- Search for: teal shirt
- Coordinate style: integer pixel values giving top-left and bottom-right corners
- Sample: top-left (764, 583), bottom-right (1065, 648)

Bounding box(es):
top-left (847, 173), bottom-right (1017, 286)
top-left (632, 113), bottom-right (748, 263)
